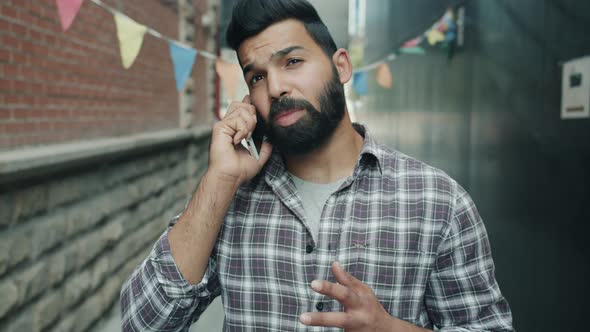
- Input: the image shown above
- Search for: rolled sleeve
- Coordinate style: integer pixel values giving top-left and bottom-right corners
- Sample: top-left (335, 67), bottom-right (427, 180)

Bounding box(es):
top-left (120, 218), bottom-right (221, 332)
top-left (150, 229), bottom-right (218, 301)
top-left (425, 184), bottom-right (514, 332)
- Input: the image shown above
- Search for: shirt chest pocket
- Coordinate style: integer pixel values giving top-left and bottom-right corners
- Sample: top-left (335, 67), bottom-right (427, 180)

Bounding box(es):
top-left (336, 243), bottom-right (433, 316)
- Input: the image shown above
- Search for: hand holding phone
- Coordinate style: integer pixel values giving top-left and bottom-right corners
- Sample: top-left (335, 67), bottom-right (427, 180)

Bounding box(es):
top-left (243, 104), bottom-right (266, 160)
top-left (244, 136), bottom-right (259, 160)
top-left (208, 95), bottom-right (272, 186)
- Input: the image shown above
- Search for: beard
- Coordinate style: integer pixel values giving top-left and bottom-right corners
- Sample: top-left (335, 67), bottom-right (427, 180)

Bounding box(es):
top-left (260, 67), bottom-right (346, 156)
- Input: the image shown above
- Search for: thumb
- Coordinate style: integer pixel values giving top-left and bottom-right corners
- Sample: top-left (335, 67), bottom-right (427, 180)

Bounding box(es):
top-left (257, 140), bottom-right (273, 166)
top-left (242, 95), bottom-right (251, 104)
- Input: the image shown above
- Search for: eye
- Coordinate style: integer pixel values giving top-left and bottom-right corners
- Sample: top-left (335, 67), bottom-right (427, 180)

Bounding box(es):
top-left (250, 74), bottom-right (264, 85)
top-left (287, 58), bottom-right (302, 66)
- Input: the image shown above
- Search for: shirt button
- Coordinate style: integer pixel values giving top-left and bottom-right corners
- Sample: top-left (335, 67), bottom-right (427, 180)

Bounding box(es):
top-left (316, 302), bottom-right (324, 311)
top-left (305, 244), bottom-right (314, 253)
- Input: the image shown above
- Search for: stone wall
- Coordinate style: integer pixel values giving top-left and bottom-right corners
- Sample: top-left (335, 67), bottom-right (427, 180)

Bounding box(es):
top-left (0, 129), bottom-right (210, 332)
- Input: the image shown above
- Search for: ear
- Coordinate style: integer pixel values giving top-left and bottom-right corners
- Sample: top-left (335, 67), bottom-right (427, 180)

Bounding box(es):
top-left (332, 48), bottom-right (353, 85)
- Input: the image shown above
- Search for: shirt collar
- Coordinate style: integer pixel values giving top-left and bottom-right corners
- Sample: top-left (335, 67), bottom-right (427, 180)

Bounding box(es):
top-left (353, 123), bottom-right (384, 175)
top-left (263, 123), bottom-right (383, 187)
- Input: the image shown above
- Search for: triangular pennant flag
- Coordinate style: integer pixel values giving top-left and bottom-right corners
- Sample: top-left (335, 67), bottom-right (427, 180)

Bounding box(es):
top-left (402, 36), bottom-right (423, 48)
top-left (445, 31), bottom-right (457, 42)
top-left (443, 10), bottom-right (454, 26)
top-left (56, 0), bottom-right (84, 31)
top-left (399, 47), bottom-right (426, 55)
top-left (114, 13), bottom-right (147, 69)
top-left (215, 60), bottom-right (243, 101)
top-left (427, 29), bottom-right (445, 46)
top-left (353, 72), bottom-right (368, 96)
top-left (376, 63), bottom-right (393, 89)
top-left (169, 41), bottom-right (197, 91)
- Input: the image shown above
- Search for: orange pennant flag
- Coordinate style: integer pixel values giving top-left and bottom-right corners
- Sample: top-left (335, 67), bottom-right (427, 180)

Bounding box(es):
top-left (376, 63), bottom-right (393, 89)
top-left (215, 60), bottom-right (242, 101)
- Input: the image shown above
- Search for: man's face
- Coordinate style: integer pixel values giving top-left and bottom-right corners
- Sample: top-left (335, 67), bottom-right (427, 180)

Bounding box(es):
top-left (238, 19), bottom-right (346, 155)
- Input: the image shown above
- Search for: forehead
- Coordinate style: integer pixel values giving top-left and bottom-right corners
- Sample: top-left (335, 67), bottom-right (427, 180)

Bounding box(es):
top-left (238, 19), bottom-right (324, 67)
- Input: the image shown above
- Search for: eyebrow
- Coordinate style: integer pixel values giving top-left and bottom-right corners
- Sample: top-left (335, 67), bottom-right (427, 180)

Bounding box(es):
top-left (242, 45), bottom-right (305, 76)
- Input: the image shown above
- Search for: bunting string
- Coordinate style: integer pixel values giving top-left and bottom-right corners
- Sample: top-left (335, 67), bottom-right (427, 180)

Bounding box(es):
top-left (88, 0), bottom-right (217, 60)
top-left (56, 0), bottom-right (217, 91)
top-left (350, 5), bottom-right (464, 95)
top-left (353, 6), bottom-right (461, 75)
top-left (55, 0), bottom-right (463, 97)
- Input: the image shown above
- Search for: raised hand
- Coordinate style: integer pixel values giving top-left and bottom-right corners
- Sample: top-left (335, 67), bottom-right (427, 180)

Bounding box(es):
top-left (208, 95), bottom-right (273, 186)
top-left (299, 262), bottom-right (395, 331)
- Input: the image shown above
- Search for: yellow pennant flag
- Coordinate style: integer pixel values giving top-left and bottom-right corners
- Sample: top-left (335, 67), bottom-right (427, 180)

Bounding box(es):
top-left (376, 63), bottom-right (393, 89)
top-left (114, 13), bottom-right (147, 69)
top-left (427, 29), bottom-right (445, 46)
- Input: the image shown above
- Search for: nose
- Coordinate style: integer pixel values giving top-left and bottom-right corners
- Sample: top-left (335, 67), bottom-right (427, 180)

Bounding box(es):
top-left (267, 70), bottom-right (291, 100)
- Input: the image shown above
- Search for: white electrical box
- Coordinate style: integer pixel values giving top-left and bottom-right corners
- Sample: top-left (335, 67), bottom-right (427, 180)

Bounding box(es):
top-left (561, 55), bottom-right (590, 120)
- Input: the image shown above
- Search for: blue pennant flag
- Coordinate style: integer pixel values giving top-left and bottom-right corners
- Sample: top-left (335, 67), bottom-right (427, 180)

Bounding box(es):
top-left (353, 72), bottom-right (368, 96)
top-left (446, 31), bottom-right (457, 42)
top-left (169, 41), bottom-right (198, 91)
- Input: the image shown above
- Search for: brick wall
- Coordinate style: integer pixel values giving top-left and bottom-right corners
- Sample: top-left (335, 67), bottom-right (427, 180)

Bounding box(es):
top-left (0, 133), bottom-right (210, 332)
top-left (0, 0), bottom-right (219, 330)
top-left (0, 0), bottom-right (191, 151)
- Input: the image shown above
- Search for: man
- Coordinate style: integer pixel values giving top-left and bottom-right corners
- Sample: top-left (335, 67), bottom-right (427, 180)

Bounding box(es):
top-left (120, 0), bottom-right (514, 331)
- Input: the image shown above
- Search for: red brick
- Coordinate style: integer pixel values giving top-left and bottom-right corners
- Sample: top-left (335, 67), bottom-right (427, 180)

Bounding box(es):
top-left (1, 6), bottom-right (18, 20)
top-left (11, 108), bottom-right (26, 118)
top-left (4, 121), bottom-right (37, 134)
top-left (4, 65), bottom-right (19, 78)
top-left (11, 22), bottom-right (26, 37)
top-left (20, 96), bottom-right (35, 105)
top-left (0, 108), bottom-right (12, 119)
top-left (0, 19), bottom-right (11, 32)
top-left (29, 29), bottom-right (42, 42)
top-left (12, 80), bottom-right (27, 93)
top-left (0, 78), bottom-right (12, 90)
top-left (1, 35), bottom-right (20, 50)
top-left (0, 49), bottom-right (10, 62)
top-left (44, 34), bottom-right (57, 45)
top-left (25, 1), bottom-right (42, 18)
top-left (21, 40), bottom-right (34, 53)
top-left (0, 0), bottom-right (189, 150)
top-left (5, 95), bottom-right (21, 104)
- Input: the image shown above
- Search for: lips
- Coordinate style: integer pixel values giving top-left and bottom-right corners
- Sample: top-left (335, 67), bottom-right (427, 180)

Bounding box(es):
top-left (273, 109), bottom-right (305, 127)
top-left (275, 109), bottom-right (301, 120)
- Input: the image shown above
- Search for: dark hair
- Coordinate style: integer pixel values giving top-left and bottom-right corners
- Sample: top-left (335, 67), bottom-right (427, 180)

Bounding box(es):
top-left (226, 0), bottom-right (338, 59)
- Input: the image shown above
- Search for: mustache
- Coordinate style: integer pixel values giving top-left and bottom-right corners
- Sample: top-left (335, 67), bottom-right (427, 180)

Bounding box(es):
top-left (269, 97), bottom-right (316, 120)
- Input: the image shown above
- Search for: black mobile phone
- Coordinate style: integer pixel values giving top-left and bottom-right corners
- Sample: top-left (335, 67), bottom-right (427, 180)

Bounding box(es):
top-left (251, 112), bottom-right (266, 151)
top-left (245, 111), bottom-right (266, 160)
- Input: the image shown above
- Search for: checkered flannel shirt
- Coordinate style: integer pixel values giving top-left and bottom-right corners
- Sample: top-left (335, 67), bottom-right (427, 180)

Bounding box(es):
top-left (121, 125), bottom-right (514, 331)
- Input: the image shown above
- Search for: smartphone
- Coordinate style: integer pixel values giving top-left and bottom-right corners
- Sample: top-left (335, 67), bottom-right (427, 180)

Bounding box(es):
top-left (245, 112), bottom-right (266, 160)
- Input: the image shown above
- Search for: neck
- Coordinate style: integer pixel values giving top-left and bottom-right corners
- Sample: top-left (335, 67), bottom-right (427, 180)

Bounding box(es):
top-left (284, 112), bottom-right (363, 184)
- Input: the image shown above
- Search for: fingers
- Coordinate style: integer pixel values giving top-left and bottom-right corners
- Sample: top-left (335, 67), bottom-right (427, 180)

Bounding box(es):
top-left (257, 140), bottom-right (273, 164)
top-left (222, 107), bottom-right (256, 142)
top-left (221, 96), bottom-right (257, 145)
top-left (299, 312), bottom-right (349, 328)
top-left (331, 261), bottom-right (363, 289)
top-left (228, 111), bottom-right (257, 145)
top-left (310, 279), bottom-right (358, 308)
top-left (225, 95), bottom-right (255, 119)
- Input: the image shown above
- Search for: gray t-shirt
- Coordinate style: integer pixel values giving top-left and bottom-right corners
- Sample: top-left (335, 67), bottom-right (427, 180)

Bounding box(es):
top-left (289, 173), bottom-right (346, 242)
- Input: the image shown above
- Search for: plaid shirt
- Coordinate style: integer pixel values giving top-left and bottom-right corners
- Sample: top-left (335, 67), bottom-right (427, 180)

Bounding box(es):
top-left (121, 125), bottom-right (513, 332)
